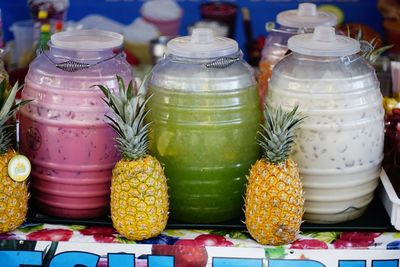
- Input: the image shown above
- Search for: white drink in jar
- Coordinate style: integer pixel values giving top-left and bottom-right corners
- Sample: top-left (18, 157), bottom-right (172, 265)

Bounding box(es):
top-left (267, 26), bottom-right (384, 223)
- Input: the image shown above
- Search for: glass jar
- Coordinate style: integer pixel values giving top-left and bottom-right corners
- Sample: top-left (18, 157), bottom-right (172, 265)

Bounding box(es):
top-left (147, 28), bottom-right (261, 223)
top-left (267, 26), bottom-right (384, 224)
top-left (258, 3), bottom-right (337, 110)
top-left (19, 29), bottom-right (133, 219)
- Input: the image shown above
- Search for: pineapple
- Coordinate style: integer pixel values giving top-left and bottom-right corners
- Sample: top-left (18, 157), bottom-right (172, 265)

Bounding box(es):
top-left (97, 76), bottom-right (169, 241)
top-left (244, 105), bottom-right (305, 245)
top-left (0, 79), bottom-right (31, 233)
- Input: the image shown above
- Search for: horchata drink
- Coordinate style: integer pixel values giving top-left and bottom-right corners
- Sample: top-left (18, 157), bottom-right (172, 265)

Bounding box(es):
top-left (267, 26), bottom-right (384, 224)
top-left (19, 29), bottom-right (133, 219)
top-left (147, 29), bottom-right (261, 223)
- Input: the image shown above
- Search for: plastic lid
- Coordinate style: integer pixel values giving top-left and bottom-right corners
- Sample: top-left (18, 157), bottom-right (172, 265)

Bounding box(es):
top-left (288, 26), bottom-right (360, 57)
top-left (167, 28), bottom-right (238, 58)
top-left (277, 3), bottom-right (337, 28)
top-left (51, 29), bottom-right (123, 50)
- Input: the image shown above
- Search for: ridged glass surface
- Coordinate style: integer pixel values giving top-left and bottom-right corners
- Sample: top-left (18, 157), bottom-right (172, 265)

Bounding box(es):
top-left (267, 53), bottom-right (384, 224)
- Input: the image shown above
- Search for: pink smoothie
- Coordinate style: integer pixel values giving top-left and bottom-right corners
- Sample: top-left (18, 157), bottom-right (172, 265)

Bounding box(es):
top-left (19, 30), bottom-right (133, 219)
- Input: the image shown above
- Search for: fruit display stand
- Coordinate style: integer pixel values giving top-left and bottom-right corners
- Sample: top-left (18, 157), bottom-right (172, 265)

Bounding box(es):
top-left (0, 218), bottom-right (399, 266)
top-left (0, 183), bottom-right (398, 267)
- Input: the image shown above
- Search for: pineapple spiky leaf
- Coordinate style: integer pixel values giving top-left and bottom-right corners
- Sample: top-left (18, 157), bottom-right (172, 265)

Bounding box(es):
top-left (0, 80), bottom-right (20, 121)
top-left (117, 75), bottom-right (127, 101)
top-left (0, 79), bottom-right (32, 154)
top-left (97, 84), bottom-right (111, 100)
top-left (96, 75), bottom-right (151, 160)
top-left (258, 105), bottom-right (304, 164)
top-left (126, 80), bottom-right (136, 99)
top-left (0, 79), bottom-right (8, 105)
top-left (0, 125), bottom-right (15, 154)
top-left (346, 25), bottom-right (393, 63)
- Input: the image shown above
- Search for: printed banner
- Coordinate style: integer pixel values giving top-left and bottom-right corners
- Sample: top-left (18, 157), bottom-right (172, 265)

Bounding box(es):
top-left (1, 224), bottom-right (400, 267)
top-left (0, 240), bottom-right (399, 267)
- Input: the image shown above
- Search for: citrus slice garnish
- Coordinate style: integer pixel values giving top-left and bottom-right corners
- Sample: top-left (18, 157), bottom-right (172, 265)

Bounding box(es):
top-left (8, 155), bottom-right (31, 182)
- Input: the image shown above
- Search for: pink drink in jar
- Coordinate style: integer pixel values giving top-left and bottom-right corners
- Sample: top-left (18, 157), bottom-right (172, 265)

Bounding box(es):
top-left (19, 29), bottom-right (133, 219)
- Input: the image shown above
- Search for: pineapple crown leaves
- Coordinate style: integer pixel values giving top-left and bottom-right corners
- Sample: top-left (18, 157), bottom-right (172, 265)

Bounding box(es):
top-left (346, 25), bottom-right (393, 64)
top-left (96, 75), bottom-right (151, 160)
top-left (0, 79), bottom-right (31, 126)
top-left (0, 79), bottom-right (32, 154)
top-left (0, 124), bottom-right (15, 155)
top-left (258, 105), bottom-right (304, 164)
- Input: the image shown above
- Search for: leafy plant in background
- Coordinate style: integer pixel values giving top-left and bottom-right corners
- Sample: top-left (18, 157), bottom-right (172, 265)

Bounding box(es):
top-left (347, 25), bottom-right (393, 63)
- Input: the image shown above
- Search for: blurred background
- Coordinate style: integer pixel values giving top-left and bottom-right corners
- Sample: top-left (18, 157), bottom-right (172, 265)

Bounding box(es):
top-left (0, 0), bottom-right (388, 46)
top-left (0, 0), bottom-right (398, 89)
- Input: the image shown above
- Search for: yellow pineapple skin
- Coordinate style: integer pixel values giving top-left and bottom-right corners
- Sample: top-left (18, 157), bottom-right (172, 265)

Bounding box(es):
top-left (245, 158), bottom-right (304, 246)
top-left (111, 155), bottom-right (169, 240)
top-left (0, 149), bottom-right (29, 233)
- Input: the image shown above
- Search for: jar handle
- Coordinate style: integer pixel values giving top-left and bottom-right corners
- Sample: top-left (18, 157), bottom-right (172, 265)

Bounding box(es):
top-left (340, 41), bottom-right (373, 65)
top-left (265, 22), bottom-right (305, 34)
top-left (40, 49), bottom-right (122, 72)
top-left (203, 55), bottom-right (240, 69)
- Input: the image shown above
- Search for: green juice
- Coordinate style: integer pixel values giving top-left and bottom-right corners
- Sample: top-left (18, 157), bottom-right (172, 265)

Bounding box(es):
top-left (147, 85), bottom-right (261, 223)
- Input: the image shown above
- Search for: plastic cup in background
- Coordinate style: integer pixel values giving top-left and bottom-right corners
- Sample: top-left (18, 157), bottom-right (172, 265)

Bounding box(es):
top-left (150, 36), bottom-right (173, 65)
top-left (123, 18), bottom-right (159, 65)
top-left (9, 20), bottom-right (34, 68)
top-left (187, 20), bottom-right (229, 37)
top-left (200, 2), bottom-right (237, 39)
top-left (142, 15), bottom-right (181, 37)
top-left (140, 0), bottom-right (182, 37)
top-left (124, 42), bottom-right (152, 65)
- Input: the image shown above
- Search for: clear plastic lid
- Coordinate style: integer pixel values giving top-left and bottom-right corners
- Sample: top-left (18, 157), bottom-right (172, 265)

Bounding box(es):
top-left (288, 26), bottom-right (360, 57)
top-left (51, 29), bottom-right (123, 50)
top-left (123, 18), bottom-right (159, 43)
top-left (277, 3), bottom-right (337, 28)
top-left (167, 28), bottom-right (238, 58)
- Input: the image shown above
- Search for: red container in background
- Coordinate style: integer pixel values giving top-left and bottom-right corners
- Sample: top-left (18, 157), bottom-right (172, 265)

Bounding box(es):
top-left (200, 2), bottom-right (237, 38)
top-left (384, 108), bottom-right (400, 170)
top-left (384, 19), bottom-right (400, 54)
top-left (140, 0), bottom-right (182, 36)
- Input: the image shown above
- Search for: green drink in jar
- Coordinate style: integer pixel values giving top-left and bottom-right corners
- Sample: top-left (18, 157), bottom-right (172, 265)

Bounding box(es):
top-left (147, 29), bottom-right (261, 223)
